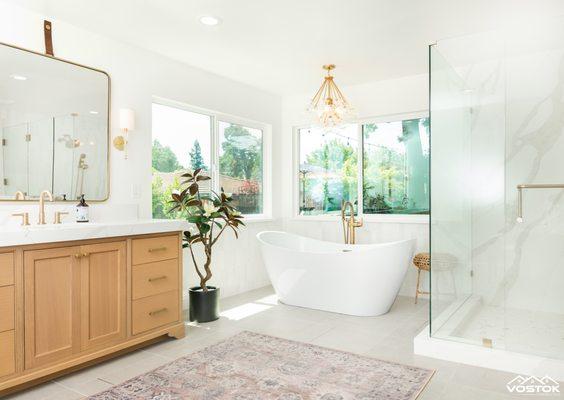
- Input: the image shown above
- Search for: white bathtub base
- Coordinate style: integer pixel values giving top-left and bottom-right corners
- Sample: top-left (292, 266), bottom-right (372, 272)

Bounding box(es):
top-left (414, 326), bottom-right (564, 381)
top-left (257, 231), bottom-right (415, 317)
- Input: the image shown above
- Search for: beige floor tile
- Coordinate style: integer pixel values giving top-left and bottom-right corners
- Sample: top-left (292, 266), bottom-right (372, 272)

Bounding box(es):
top-left (7, 286), bottom-right (539, 400)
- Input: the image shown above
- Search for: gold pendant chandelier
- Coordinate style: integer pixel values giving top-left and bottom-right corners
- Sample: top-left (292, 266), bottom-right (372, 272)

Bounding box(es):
top-left (308, 64), bottom-right (354, 127)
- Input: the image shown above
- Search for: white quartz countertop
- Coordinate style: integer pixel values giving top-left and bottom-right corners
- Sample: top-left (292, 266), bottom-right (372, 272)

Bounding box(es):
top-left (0, 219), bottom-right (189, 247)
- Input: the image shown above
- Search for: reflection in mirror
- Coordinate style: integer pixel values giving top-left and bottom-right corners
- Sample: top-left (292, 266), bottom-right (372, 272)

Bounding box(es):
top-left (0, 43), bottom-right (109, 201)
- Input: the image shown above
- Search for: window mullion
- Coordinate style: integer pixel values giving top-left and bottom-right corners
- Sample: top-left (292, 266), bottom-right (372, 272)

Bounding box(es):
top-left (357, 123), bottom-right (364, 217)
top-left (211, 115), bottom-right (220, 194)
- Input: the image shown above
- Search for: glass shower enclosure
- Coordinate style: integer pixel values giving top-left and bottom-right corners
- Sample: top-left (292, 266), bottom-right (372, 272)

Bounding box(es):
top-left (430, 18), bottom-right (564, 360)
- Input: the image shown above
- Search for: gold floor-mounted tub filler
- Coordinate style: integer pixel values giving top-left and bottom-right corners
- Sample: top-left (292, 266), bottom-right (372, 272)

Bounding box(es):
top-left (341, 201), bottom-right (363, 244)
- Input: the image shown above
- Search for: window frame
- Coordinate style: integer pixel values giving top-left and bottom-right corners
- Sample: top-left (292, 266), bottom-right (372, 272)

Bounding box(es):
top-left (152, 96), bottom-right (272, 221)
top-left (293, 110), bottom-right (429, 224)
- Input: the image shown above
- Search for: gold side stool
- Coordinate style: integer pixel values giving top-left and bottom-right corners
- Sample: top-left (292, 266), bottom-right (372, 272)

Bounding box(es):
top-left (413, 252), bottom-right (430, 304)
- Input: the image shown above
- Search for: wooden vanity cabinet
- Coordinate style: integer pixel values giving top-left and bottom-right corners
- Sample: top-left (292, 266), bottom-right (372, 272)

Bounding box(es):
top-left (24, 246), bottom-right (82, 369)
top-left (79, 241), bottom-right (127, 351)
top-left (0, 232), bottom-right (184, 394)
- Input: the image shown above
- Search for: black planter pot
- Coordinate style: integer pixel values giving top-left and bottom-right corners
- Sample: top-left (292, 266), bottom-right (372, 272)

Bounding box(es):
top-left (189, 286), bottom-right (220, 322)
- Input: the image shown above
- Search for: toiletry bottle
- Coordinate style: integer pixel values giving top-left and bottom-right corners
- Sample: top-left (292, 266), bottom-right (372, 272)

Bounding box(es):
top-left (75, 194), bottom-right (90, 223)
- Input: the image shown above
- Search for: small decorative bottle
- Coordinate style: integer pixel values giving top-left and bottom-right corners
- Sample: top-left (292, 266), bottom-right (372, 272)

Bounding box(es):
top-left (75, 194), bottom-right (90, 223)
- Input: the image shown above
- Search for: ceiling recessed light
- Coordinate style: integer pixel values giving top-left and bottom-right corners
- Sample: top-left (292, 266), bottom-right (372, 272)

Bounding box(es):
top-left (89, 110), bottom-right (99, 115)
top-left (10, 74), bottom-right (27, 81)
top-left (199, 15), bottom-right (220, 26)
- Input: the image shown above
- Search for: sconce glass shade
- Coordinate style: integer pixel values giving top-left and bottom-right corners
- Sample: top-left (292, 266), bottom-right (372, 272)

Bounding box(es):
top-left (119, 108), bottom-right (135, 131)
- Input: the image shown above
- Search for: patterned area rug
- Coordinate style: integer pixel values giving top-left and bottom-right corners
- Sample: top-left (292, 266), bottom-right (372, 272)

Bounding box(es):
top-left (89, 331), bottom-right (434, 399)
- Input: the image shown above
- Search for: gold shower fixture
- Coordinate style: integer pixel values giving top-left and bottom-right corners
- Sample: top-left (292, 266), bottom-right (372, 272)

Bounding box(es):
top-left (308, 64), bottom-right (354, 127)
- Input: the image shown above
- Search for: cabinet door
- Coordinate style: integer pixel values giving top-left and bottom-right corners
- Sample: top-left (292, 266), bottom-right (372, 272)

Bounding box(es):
top-left (80, 241), bottom-right (127, 350)
top-left (24, 247), bottom-right (81, 368)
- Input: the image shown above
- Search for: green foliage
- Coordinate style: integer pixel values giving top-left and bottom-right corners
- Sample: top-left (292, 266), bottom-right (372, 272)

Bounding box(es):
top-left (219, 124), bottom-right (261, 180)
top-left (189, 140), bottom-right (207, 171)
top-left (302, 138), bottom-right (358, 212)
top-left (363, 118), bottom-right (429, 214)
top-left (151, 174), bottom-right (167, 219)
top-left (152, 140), bottom-right (182, 172)
top-left (168, 169), bottom-right (245, 291)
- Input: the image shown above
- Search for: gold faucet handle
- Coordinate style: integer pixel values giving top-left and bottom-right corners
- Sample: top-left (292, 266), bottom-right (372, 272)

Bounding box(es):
top-left (354, 218), bottom-right (363, 227)
top-left (54, 211), bottom-right (69, 224)
top-left (12, 212), bottom-right (30, 226)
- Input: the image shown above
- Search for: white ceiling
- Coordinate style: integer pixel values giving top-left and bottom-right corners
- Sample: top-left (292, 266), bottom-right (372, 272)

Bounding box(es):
top-left (6, 0), bottom-right (564, 95)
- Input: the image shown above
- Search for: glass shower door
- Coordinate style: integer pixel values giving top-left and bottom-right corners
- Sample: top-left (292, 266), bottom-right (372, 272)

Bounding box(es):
top-left (503, 18), bottom-right (564, 359)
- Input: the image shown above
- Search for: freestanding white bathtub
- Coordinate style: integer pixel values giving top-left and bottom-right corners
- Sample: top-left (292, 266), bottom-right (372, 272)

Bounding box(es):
top-left (257, 231), bottom-right (415, 316)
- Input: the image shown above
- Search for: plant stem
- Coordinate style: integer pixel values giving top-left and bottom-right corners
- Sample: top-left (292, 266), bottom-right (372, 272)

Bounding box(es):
top-left (211, 222), bottom-right (229, 246)
top-left (188, 243), bottom-right (205, 286)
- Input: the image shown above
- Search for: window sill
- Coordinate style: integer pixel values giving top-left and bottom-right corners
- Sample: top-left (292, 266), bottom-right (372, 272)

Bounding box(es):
top-left (291, 214), bottom-right (429, 224)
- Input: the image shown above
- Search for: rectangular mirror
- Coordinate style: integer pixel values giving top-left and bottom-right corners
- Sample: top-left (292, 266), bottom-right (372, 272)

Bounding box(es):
top-left (0, 42), bottom-right (110, 201)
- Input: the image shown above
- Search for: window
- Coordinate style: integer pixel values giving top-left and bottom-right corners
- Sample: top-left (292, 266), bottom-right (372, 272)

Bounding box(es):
top-left (298, 124), bottom-right (358, 215)
top-left (363, 118), bottom-right (429, 214)
top-left (152, 100), bottom-right (269, 219)
top-left (296, 115), bottom-right (429, 217)
top-left (219, 121), bottom-right (263, 214)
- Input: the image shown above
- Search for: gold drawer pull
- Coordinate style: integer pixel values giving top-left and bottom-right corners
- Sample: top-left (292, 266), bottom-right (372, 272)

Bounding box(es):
top-left (149, 308), bottom-right (168, 316)
top-left (148, 275), bottom-right (167, 283)
top-left (74, 253), bottom-right (81, 259)
top-left (148, 246), bottom-right (167, 253)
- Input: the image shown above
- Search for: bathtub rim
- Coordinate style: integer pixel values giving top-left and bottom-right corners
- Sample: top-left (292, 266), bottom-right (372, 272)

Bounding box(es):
top-left (256, 230), bottom-right (415, 254)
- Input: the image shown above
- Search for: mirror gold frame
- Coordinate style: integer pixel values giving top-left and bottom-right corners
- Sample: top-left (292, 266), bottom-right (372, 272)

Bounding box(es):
top-left (0, 41), bottom-right (111, 203)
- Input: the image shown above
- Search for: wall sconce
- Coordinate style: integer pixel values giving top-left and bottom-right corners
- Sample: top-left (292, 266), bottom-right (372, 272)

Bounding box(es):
top-left (113, 108), bottom-right (135, 159)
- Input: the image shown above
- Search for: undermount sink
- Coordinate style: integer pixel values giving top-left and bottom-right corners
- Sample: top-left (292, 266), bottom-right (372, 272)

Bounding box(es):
top-left (24, 223), bottom-right (101, 230)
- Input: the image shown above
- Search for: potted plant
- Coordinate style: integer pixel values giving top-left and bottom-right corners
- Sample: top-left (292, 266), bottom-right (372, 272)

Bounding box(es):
top-left (169, 168), bottom-right (244, 322)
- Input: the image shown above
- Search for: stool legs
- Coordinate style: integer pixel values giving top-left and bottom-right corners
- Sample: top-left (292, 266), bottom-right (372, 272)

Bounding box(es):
top-left (415, 267), bottom-right (430, 304)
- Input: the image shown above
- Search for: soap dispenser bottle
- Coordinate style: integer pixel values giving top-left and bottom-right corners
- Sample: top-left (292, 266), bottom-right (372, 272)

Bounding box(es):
top-left (75, 194), bottom-right (90, 223)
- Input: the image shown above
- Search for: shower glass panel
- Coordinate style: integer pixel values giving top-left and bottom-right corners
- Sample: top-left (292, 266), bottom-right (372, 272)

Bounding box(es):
top-left (429, 45), bottom-right (473, 341)
top-left (2, 124), bottom-right (28, 195)
top-left (28, 119), bottom-right (54, 196)
top-left (430, 18), bottom-right (564, 359)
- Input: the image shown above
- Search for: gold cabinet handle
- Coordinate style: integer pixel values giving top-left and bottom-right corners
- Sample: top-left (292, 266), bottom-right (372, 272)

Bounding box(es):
top-left (82, 253), bottom-right (89, 257)
top-left (149, 308), bottom-right (167, 316)
top-left (148, 275), bottom-right (167, 282)
top-left (148, 246), bottom-right (167, 253)
top-left (74, 253), bottom-right (81, 259)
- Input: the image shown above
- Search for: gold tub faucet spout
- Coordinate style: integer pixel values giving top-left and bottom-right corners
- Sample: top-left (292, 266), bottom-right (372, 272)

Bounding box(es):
top-left (38, 190), bottom-right (53, 225)
top-left (341, 201), bottom-right (363, 244)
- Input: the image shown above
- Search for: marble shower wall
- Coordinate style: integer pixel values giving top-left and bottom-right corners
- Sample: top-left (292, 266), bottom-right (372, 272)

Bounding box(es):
top-left (434, 18), bottom-right (564, 335)
top-left (503, 21), bottom-right (564, 315)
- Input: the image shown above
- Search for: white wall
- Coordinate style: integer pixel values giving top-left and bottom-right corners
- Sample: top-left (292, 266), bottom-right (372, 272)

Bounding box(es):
top-left (0, 2), bottom-right (431, 303)
top-left (280, 74), bottom-right (430, 297)
top-left (0, 2), bottom-right (282, 301)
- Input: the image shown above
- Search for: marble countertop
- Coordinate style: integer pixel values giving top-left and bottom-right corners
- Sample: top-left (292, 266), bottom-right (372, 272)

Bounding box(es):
top-left (0, 219), bottom-right (189, 247)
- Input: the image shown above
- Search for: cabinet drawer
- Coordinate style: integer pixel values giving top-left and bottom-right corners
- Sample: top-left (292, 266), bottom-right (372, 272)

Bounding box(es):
top-left (132, 235), bottom-right (179, 265)
top-left (0, 286), bottom-right (14, 333)
top-left (0, 330), bottom-right (15, 378)
top-left (132, 259), bottom-right (179, 300)
top-left (132, 290), bottom-right (179, 335)
top-left (0, 252), bottom-right (14, 287)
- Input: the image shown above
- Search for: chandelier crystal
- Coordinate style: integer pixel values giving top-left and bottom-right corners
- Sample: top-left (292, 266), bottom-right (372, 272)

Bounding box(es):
top-left (308, 64), bottom-right (354, 127)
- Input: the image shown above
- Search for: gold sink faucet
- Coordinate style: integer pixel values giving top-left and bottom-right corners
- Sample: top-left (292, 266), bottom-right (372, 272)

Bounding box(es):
top-left (341, 201), bottom-right (363, 244)
top-left (38, 190), bottom-right (53, 225)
